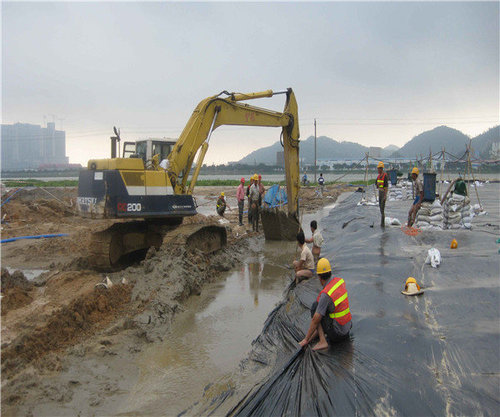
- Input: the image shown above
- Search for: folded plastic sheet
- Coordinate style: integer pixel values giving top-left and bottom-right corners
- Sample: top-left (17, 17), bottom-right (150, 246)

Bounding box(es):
top-left (189, 191), bottom-right (500, 417)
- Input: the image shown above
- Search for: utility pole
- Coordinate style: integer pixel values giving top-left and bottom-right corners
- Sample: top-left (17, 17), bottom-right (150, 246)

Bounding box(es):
top-left (314, 119), bottom-right (317, 183)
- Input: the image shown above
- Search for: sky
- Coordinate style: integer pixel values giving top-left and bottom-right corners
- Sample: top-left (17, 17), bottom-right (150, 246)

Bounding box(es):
top-left (2, 1), bottom-right (499, 165)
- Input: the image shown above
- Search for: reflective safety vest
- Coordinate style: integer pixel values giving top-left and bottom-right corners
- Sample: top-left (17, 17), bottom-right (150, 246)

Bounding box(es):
top-left (377, 173), bottom-right (387, 189)
top-left (317, 277), bottom-right (352, 326)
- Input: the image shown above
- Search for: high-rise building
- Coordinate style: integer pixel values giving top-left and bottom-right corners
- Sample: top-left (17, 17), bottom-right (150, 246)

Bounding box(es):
top-left (1, 122), bottom-right (68, 171)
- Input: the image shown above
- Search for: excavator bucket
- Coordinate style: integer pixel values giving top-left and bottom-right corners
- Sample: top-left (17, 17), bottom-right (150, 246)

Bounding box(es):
top-left (261, 210), bottom-right (300, 241)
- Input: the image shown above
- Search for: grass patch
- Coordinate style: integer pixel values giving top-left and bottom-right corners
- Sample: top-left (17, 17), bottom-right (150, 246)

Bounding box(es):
top-left (3, 179), bottom-right (78, 188)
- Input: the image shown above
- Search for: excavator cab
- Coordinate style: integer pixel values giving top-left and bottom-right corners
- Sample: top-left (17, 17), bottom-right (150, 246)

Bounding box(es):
top-left (122, 139), bottom-right (176, 166)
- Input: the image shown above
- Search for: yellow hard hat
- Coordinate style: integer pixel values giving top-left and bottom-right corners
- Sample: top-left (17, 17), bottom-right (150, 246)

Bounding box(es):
top-left (221, 192), bottom-right (224, 196)
top-left (377, 161), bottom-right (384, 168)
top-left (316, 258), bottom-right (332, 274)
top-left (405, 277), bottom-right (421, 291)
top-left (411, 167), bottom-right (419, 175)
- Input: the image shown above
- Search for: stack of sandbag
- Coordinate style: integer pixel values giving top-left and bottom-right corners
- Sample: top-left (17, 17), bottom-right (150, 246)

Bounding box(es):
top-left (388, 184), bottom-right (406, 201)
top-left (415, 200), bottom-right (444, 230)
top-left (443, 193), bottom-right (472, 229)
top-left (470, 203), bottom-right (488, 218)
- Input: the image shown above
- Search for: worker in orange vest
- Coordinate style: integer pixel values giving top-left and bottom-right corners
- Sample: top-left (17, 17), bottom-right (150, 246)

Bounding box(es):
top-left (376, 161), bottom-right (388, 227)
top-left (299, 258), bottom-right (352, 350)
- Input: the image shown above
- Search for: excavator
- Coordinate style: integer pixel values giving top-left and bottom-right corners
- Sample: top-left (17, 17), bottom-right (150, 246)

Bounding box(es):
top-left (77, 88), bottom-right (300, 270)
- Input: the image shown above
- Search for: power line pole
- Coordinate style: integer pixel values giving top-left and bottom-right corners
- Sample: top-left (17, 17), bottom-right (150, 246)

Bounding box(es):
top-left (314, 119), bottom-right (317, 183)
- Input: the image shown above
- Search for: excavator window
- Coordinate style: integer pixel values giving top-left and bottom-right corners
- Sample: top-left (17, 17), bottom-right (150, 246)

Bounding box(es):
top-left (135, 141), bottom-right (148, 162)
top-left (153, 143), bottom-right (172, 161)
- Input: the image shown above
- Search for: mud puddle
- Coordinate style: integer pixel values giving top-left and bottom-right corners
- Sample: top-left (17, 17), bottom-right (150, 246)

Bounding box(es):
top-left (116, 240), bottom-right (296, 415)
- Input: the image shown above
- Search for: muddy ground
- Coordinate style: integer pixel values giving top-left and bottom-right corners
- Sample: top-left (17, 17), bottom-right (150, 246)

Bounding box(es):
top-left (1, 183), bottom-right (353, 416)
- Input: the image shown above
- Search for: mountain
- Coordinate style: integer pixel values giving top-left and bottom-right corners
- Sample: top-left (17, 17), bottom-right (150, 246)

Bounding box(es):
top-left (471, 126), bottom-right (499, 159)
top-left (237, 125), bottom-right (498, 165)
top-left (392, 126), bottom-right (471, 158)
top-left (238, 136), bottom-right (368, 165)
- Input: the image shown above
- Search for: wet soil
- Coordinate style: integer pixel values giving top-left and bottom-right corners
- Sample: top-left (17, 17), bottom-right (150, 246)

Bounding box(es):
top-left (1, 183), bottom-right (352, 416)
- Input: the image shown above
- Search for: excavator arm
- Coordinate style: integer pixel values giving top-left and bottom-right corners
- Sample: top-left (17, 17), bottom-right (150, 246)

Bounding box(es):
top-left (167, 88), bottom-right (300, 217)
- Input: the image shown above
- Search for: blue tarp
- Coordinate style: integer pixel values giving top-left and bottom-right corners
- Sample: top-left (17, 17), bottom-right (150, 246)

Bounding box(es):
top-left (264, 184), bottom-right (287, 208)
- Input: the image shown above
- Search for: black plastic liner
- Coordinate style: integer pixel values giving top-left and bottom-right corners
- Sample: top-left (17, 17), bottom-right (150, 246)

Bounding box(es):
top-left (188, 192), bottom-right (500, 416)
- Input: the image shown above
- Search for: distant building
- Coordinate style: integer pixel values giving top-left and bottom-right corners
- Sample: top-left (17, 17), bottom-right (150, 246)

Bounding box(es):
top-left (369, 147), bottom-right (382, 158)
top-left (1, 122), bottom-right (69, 171)
top-left (276, 151), bottom-right (285, 167)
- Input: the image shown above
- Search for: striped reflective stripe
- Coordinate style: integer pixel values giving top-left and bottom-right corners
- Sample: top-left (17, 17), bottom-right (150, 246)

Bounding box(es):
top-left (331, 307), bottom-right (350, 318)
top-left (334, 292), bottom-right (348, 306)
top-left (327, 279), bottom-right (344, 296)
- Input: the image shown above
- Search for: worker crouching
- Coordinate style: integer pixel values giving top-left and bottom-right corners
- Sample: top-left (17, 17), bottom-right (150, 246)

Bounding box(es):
top-left (299, 258), bottom-right (352, 351)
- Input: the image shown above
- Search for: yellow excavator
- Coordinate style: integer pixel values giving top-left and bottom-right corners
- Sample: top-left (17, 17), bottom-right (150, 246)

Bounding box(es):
top-left (77, 88), bottom-right (300, 269)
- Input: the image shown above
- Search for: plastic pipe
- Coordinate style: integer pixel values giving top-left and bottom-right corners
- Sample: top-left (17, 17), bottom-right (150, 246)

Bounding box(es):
top-left (1, 233), bottom-right (69, 243)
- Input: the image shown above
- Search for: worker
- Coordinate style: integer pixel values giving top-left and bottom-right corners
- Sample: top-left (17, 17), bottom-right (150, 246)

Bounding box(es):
top-left (299, 258), bottom-right (352, 351)
top-left (236, 177), bottom-right (246, 226)
top-left (216, 192), bottom-right (229, 216)
top-left (258, 174), bottom-right (266, 208)
top-left (305, 220), bottom-right (324, 265)
top-left (408, 167), bottom-right (423, 227)
top-left (246, 176), bottom-right (254, 224)
top-left (249, 174), bottom-right (260, 231)
top-left (376, 161), bottom-right (388, 227)
top-left (159, 158), bottom-right (170, 170)
top-left (318, 173), bottom-right (325, 196)
top-left (302, 171), bottom-right (308, 186)
top-left (293, 230), bottom-right (315, 284)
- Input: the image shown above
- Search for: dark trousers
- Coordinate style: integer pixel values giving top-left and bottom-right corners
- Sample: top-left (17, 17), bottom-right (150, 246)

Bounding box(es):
top-left (250, 200), bottom-right (259, 231)
top-left (310, 301), bottom-right (351, 343)
top-left (379, 190), bottom-right (386, 226)
top-left (238, 200), bottom-right (244, 225)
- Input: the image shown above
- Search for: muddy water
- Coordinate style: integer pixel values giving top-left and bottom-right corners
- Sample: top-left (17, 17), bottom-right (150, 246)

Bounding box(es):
top-left (117, 240), bottom-right (295, 415)
top-left (115, 200), bottom-right (344, 415)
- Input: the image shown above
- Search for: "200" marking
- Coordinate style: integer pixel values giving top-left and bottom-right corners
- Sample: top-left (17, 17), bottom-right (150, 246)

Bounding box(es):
top-left (117, 202), bottom-right (142, 212)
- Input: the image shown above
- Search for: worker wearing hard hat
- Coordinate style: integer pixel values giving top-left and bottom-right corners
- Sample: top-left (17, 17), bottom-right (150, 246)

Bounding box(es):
top-left (408, 167), bottom-right (424, 227)
top-left (216, 191), bottom-right (229, 217)
top-left (376, 162), bottom-right (388, 227)
top-left (248, 174), bottom-right (261, 231)
top-left (236, 177), bottom-right (246, 226)
top-left (299, 258), bottom-right (352, 351)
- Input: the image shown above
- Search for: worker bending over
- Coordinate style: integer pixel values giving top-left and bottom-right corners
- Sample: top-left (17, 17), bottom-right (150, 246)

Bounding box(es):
top-left (305, 220), bottom-right (324, 265)
top-left (216, 192), bottom-right (229, 216)
top-left (376, 161), bottom-right (388, 227)
top-left (299, 258), bottom-right (352, 351)
top-left (408, 167), bottom-right (423, 227)
top-left (293, 230), bottom-right (315, 284)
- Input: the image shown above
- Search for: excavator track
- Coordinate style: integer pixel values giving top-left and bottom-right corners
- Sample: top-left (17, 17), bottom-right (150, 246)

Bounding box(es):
top-left (88, 221), bottom-right (227, 271)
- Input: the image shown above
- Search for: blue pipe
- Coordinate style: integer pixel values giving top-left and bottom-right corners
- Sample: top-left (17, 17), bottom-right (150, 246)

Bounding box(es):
top-left (1, 233), bottom-right (69, 244)
top-left (1, 188), bottom-right (23, 207)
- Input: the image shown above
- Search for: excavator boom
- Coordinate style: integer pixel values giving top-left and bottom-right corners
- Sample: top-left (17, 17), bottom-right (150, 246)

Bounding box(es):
top-left (167, 88), bottom-right (300, 217)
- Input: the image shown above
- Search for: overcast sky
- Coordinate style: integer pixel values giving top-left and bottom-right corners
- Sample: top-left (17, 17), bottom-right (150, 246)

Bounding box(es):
top-left (2, 1), bottom-right (499, 165)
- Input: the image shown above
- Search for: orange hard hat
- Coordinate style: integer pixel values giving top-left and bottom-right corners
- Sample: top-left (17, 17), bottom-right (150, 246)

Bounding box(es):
top-left (450, 239), bottom-right (458, 249)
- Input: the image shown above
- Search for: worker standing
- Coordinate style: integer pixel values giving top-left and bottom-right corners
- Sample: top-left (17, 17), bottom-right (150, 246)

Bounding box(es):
top-left (299, 258), bottom-right (352, 351)
top-left (236, 178), bottom-right (246, 226)
top-left (216, 192), bottom-right (229, 216)
top-left (318, 173), bottom-right (325, 196)
top-left (249, 174), bottom-right (260, 231)
top-left (293, 230), bottom-right (315, 284)
top-left (376, 162), bottom-right (388, 227)
top-left (258, 174), bottom-right (266, 208)
top-left (246, 176), bottom-right (253, 225)
top-left (305, 220), bottom-right (324, 265)
top-left (408, 167), bottom-right (423, 227)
